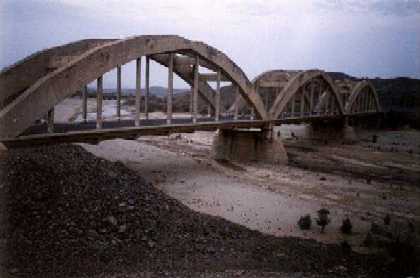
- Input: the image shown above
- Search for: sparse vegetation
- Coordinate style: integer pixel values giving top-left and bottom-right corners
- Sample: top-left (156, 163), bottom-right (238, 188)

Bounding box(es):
top-left (340, 217), bottom-right (352, 234)
top-left (316, 209), bottom-right (331, 233)
top-left (297, 214), bottom-right (312, 230)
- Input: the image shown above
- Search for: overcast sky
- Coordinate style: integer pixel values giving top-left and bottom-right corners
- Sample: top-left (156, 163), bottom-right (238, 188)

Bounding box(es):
top-left (1, 0), bottom-right (419, 88)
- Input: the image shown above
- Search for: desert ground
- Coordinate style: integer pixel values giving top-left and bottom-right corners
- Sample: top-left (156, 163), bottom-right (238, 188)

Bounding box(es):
top-left (1, 97), bottom-right (419, 277)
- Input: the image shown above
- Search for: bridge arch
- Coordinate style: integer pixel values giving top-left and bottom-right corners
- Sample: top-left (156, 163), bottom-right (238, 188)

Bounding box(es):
top-left (344, 80), bottom-right (381, 114)
top-left (0, 35), bottom-right (267, 139)
top-left (0, 39), bottom-right (115, 110)
top-left (0, 39), bottom-right (220, 114)
top-left (268, 70), bottom-right (345, 119)
top-left (228, 69), bottom-right (345, 120)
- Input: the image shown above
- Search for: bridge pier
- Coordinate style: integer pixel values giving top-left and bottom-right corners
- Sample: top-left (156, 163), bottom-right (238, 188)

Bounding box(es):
top-left (306, 118), bottom-right (358, 144)
top-left (212, 127), bottom-right (288, 164)
top-left (349, 113), bottom-right (383, 130)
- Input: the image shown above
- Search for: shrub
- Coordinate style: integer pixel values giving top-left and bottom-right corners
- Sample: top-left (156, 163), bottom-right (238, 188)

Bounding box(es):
top-left (316, 208), bottom-right (331, 233)
top-left (340, 217), bottom-right (353, 234)
top-left (298, 214), bottom-right (312, 230)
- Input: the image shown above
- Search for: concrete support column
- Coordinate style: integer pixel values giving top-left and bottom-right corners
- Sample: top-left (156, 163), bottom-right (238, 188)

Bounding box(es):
top-left (250, 108), bottom-right (255, 120)
top-left (264, 89), bottom-right (269, 111)
top-left (135, 57), bottom-right (142, 127)
top-left (253, 83), bottom-right (260, 120)
top-left (82, 85), bottom-right (88, 122)
top-left (212, 128), bottom-right (288, 164)
top-left (234, 86), bottom-right (239, 120)
top-left (310, 82), bottom-right (314, 116)
top-left (189, 90), bottom-right (193, 115)
top-left (360, 94), bottom-right (364, 112)
top-left (360, 94), bottom-right (364, 113)
top-left (300, 89), bottom-right (305, 117)
top-left (364, 93), bottom-right (368, 112)
top-left (47, 108), bottom-right (54, 133)
top-left (117, 65), bottom-right (122, 119)
top-left (325, 93), bottom-right (330, 115)
top-left (167, 53), bottom-right (174, 124)
top-left (365, 93), bottom-right (369, 112)
top-left (145, 56), bottom-right (150, 119)
top-left (370, 95), bottom-right (374, 112)
top-left (331, 96), bottom-right (336, 114)
top-left (291, 95), bottom-right (295, 117)
top-left (192, 56), bottom-right (199, 123)
top-left (96, 76), bottom-right (103, 129)
top-left (215, 69), bottom-right (221, 121)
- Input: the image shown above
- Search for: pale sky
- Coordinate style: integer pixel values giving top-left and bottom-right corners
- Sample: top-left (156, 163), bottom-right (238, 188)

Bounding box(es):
top-left (1, 0), bottom-right (419, 89)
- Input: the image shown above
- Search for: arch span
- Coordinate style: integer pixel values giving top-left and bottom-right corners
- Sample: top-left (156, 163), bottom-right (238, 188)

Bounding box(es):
top-left (229, 70), bottom-right (299, 114)
top-left (0, 35), bottom-right (267, 139)
top-left (0, 39), bottom-right (217, 119)
top-left (230, 69), bottom-right (345, 119)
top-left (344, 80), bottom-right (381, 114)
top-left (150, 53), bottom-right (216, 111)
top-left (269, 70), bottom-right (345, 119)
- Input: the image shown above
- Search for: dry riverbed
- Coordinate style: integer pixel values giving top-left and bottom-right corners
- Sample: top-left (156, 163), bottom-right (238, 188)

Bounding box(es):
top-left (81, 129), bottom-right (420, 253)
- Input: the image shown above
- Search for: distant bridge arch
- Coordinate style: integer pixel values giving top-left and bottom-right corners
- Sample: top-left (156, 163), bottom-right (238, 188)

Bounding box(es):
top-left (229, 70), bottom-right (345, 120)
top-left (269, 70), bottom-right (345, 119)
top-left (344, 80), bottom-right (381, 114)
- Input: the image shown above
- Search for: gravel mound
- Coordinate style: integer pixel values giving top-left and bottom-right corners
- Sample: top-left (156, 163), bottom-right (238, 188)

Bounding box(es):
top-left (0, 145), bottom-right (387, 277)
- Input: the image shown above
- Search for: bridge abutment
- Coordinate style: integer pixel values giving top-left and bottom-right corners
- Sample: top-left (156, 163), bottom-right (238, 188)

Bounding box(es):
top-left (211, 128), bottom-right (288, 164)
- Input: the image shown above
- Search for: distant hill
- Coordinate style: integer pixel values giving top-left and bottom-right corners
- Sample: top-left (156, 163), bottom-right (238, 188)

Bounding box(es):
top-left (326, 72), bottom-right (358, 81)
top-left (369, 77), bottom-right (419, 112)
top-left (326, 72), bottom-right (419, 112)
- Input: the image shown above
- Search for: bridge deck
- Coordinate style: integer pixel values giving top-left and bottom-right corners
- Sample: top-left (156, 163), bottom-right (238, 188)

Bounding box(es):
top-left (1, 119), bottom-right (270, 148)
top-left (1, 112), bottom-right (381, 148)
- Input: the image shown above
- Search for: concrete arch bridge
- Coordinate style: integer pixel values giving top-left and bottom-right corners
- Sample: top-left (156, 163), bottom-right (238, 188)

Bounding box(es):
top-left (0, 35), bottom-right (382, 163)
top-left (228, 69), bottom-right (382, 143)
